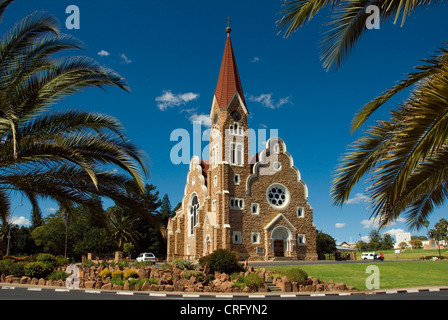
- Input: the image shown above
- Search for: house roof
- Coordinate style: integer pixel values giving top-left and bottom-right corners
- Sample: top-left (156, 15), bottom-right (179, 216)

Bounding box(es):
top-left (214, 28), bottom-right (245, 109)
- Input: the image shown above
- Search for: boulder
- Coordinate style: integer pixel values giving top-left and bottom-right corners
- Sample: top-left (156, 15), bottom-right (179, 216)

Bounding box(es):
top-left (101, 283), bottom-right (112, 290)
top-left (335, 282), bottom-right (347, 291)
top-left (140, 281), bottom-right (151, 291)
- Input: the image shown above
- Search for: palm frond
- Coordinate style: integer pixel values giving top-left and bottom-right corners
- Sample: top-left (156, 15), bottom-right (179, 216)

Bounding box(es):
top-left (277, 0), bottom-right (340, 37)
top-left (351, 48), bottom-right (448, 132)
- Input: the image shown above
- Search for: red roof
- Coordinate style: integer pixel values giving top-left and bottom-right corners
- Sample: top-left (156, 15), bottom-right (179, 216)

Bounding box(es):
top-left (214, 30), bottom-right (245, 109)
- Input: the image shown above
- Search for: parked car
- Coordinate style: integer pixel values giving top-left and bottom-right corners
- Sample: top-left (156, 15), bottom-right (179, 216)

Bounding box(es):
top-left (136, 252), bottom-right (156, 263)
top-left (361, 252), bottom-right (384, 260)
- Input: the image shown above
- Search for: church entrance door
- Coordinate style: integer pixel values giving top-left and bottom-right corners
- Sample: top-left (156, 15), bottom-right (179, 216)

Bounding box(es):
top-left (274, 240), bottom-right (284, 257)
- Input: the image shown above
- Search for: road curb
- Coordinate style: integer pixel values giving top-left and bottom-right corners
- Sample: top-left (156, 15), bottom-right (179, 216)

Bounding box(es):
top-left (2, 284), bottom-right (447, 299)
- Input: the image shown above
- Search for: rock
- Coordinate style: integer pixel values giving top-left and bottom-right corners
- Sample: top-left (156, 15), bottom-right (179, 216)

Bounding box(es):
top-left (222, 281), bottom-right (233, 292)
top-left (38, 278), bottom-right (46, 286)
top-left (316, 284), bottom-right (325, 291)
top-left (101, 283), bottom-right (112, 290)
top-left (137, 268), bottom-right (148, 280)
top-left (140, 281), bottom-right (151, 291)
top-left (164, 285), bottom-right (174, 292)
top-left (123, 281), bottom-right (130, 291)
top-left (150, 284), bottom-right (159, 291)
top-left (282, 276), bottom-right (292, 292)
top-left (84, 281), bottom-right (96, 289)
top-left (335, 282), bottom-right (347, 291)
top-left (112, 284), bottom-right (123, 290)
top-left (20, 276), bottom-right (30, 285)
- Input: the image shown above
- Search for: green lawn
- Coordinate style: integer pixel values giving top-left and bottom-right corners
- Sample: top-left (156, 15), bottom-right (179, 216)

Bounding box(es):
top-left (264, 260), bottom-right (448, 291)
top-left (357, 248), bottom-right (448, 261)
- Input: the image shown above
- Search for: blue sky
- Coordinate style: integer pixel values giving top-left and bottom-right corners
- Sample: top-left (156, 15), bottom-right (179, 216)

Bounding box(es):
top-left (4, 0), bottom-right (448, 243)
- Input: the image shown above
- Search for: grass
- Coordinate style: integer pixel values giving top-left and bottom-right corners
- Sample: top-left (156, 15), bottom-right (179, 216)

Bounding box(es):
top-left (356, 248), bottom-right (448, 261)
top-left (264, 260), bottom-right (448, 291)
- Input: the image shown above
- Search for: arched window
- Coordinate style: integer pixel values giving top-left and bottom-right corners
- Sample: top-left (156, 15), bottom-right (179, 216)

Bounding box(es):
top-left (189, 195), bottom-right (199, 235)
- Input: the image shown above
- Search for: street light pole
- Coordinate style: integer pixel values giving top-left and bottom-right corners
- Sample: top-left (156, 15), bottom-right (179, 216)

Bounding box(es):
top-left (6, 203), bottom-right (24, 256)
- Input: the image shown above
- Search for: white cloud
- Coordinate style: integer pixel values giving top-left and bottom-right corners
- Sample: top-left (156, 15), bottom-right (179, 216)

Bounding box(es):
top-left (97, 50), bottom-right (110, 57)
top-left (10, 216), bottom-right (31, 226)
top-left (248, 93), bottom-right (292, 109)
top-left (361, 218), bottom-right (380, 229)
top-left (335, 222), bottom-right (347, 229)
top-left (345, 193), bottom-right (368, 204)
top-left (361, 235), bottom-right (371, 242)
top-left (189, 113), bottom-right (211, 128)
top-left (383, 228), bottom-right (405, 237)
top-left (120, 53), bottom-right (132, 64)
top-left (155, 90), bottom-right (199, 111)
top-left (251, 57), bottom-right (260, 63)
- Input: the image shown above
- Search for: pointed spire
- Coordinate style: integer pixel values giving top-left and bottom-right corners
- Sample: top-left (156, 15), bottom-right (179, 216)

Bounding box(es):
top-left (214, 26), bottom-right (245, 109)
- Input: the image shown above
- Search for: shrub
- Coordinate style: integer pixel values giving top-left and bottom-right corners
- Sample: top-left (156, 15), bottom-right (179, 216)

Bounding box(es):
top-left (111, 270), bottom-right (123, 279)
top-left (0, 259), bottom-right (12, 276)
top-left (48, 270), bottom-right (69, 281)
top-left (36, 253), bottom-right (57, 266)
top-left (173, 259), bottom-right (195, 270)
top-left (182, 270), bottom-right (204, 281)
top-left (110, 277), bottom-right (125, 286)
top-left (99, 270), bottom-right (112, 278)
top-left (244, 273), bottom-right (264, 290)
top-left (124, 269), bottom-right (138, 279)
top-left (283, 267), bottom-right (308, 285)
top-left (9, 261), bottom-right (26, 277)
top-left (199, 249), bottom-right (243, 274)
top-left (81, 259), bottom-right (94, 268)
top-left (143, 278), bottom-right (158, 285)
top-left (55, 256), bottom-right (69, 267)
top-left (24, 262), bottom-right (53, 279)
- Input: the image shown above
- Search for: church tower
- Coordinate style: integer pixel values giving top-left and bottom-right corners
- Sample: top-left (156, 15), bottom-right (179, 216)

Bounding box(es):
top-left (208, 26), bottom-right (251, 252)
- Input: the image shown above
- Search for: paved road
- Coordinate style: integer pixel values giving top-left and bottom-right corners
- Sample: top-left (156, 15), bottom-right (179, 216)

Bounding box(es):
top-left (1, 284), bottom-right (446, 300)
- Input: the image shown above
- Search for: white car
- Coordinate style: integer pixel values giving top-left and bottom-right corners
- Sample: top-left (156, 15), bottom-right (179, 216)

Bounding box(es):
top-left (361, 252), bottom-right (384, 260)
top-left (361, 252), bottom-right (376, 260)
top-left (136, 252), bottom-right (156, 263)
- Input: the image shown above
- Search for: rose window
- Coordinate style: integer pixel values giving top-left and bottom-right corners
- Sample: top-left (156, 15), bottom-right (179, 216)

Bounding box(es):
top-left (267, 184), bottom-right (289, 207)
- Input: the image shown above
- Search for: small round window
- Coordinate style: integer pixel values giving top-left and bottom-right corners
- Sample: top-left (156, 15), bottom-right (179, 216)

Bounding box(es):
top-left (266, 183), bottom-right (290, 208)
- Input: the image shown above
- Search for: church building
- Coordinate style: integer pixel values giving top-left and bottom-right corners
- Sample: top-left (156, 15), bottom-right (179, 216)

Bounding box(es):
top-left (166, 27), bottom-right (318, 261)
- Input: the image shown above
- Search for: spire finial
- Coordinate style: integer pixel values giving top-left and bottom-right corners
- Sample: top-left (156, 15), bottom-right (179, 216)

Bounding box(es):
top-left (225, 16), bottom-right (232, 34)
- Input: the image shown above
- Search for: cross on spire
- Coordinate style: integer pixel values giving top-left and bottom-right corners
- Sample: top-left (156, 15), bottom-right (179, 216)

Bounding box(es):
top-left (226, 16), bottom-right (232, 34)
top-left (226, 16), bottom-right (232, 28)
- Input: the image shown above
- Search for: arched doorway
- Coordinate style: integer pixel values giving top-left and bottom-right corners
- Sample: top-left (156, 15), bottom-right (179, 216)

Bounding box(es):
top-left (271, 226), bottom-right (292, 257)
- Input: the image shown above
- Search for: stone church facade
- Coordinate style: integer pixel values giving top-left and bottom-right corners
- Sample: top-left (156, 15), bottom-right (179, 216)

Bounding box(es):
top-left (166, 27), bottom-right (318, 262)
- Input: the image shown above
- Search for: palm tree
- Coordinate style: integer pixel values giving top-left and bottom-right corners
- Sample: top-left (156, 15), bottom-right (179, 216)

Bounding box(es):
top-left (107, 206), bottom-right (142, 251)
top-left (277, 1), bottom-right (448, 230)
top-left (276, 0), bottom-right (444, 71)
top-left (0, 1), bottom-right (147, 233)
